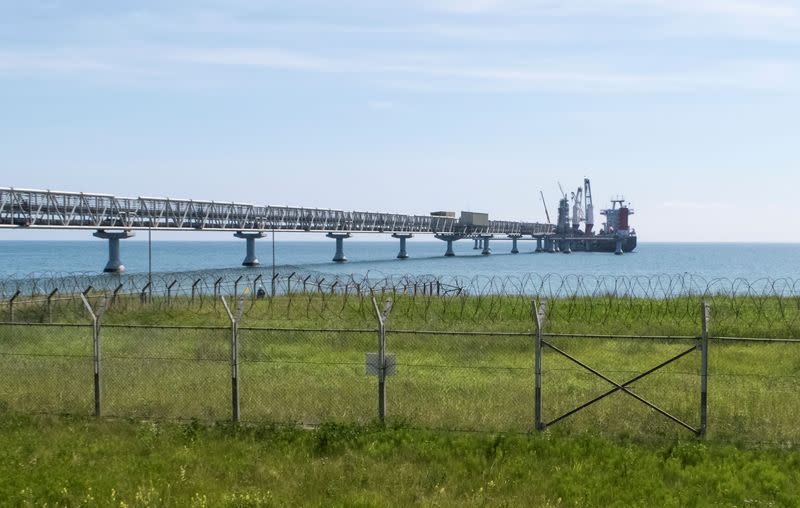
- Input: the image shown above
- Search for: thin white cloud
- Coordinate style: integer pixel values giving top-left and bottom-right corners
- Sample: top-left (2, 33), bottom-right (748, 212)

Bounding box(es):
top-left (170, 48), bottom-right (335, 72)
top-left (418, 0), bottom-right (800, 41)
top-left (1, 46), bottom-right (797, 94)
top-left (165, 47), bottom-right (800, 93)
top-left (0, 50), bottom-right (113, 73)
top-left (422, 0), bottom-right (798, 18)
top-left (24, 0), bottom-right (799, 45)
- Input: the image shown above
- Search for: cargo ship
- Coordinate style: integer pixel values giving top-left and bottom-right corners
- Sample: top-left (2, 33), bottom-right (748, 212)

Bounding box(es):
top-left (545, 178), bottom-right (637, 254)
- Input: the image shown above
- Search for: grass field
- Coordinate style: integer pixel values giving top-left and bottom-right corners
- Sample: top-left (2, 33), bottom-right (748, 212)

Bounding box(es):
top-left (2, 414), bottom-right (800, 507)
top-left (3, 293), bottom-right (800, 506)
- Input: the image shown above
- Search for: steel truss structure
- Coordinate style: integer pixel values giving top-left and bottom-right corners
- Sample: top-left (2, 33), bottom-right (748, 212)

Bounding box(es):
top-left (0, 188), bottom-right (554, 236)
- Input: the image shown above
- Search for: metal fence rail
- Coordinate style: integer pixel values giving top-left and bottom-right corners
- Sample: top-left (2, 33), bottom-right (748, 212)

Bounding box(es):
top-left (1, 296), bottom-right (800, 445)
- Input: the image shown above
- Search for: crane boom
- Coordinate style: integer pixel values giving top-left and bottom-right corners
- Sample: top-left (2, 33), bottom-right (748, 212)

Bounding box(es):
top-left (572, 186), bottom-right (583, 231)
top-left (539, 190), bottom-right (552, 224)
top-left (584, 177), bottom-right (594, 234)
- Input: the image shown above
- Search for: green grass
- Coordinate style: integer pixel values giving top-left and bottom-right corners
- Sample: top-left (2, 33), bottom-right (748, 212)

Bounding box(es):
top-left (2, 414), bottom-right (800, 507)
top-left (1, 293), bottom-right (800, 444)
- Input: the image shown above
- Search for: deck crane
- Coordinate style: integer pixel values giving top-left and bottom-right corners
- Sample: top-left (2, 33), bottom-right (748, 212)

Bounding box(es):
top-left (584, 177), bottom-right (594, 234)
top-left (539, 190), bottom-right (552, 224)
top-left (571, 186), bottom-right (583, 232)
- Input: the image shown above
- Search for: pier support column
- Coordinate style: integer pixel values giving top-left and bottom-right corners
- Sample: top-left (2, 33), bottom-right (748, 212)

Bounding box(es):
top-left (480, 235), bottom-right (493, 255)
top-left (326, 232), bottom-right (351, 263)
top-left (546, 237), bottom-right (556, 253)
top-left (445, 240), bottom-right (455, 256)
top-left (93, 230), bottom-right (135, 273)
top-left (473, 238), bottom-right (480, 250)
top-left (435, 234), bottom-right (463, 257)
top-left (561, 239), bottom-right (572, 254)
top-left (614, 238), bottom-right (623, 255)
top-left (392, 233), bottom-right (412, 259)
top-left (234, 231), bottom-right (265, 266)
top-left (535, 236), bottom-right (543, 253)
top-left (508, 234), bottom-right (521, 254)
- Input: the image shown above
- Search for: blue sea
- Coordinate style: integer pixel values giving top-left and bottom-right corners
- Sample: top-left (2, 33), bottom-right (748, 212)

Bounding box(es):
top-left (1, 240), bottom-right (799, 281)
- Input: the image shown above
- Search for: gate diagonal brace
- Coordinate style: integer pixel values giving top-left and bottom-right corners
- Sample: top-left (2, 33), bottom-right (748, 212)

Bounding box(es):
top-left (542, 341), bottom-right (701, 435)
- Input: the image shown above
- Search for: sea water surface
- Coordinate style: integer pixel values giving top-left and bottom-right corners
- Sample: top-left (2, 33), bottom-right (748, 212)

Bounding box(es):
top-left (1, 240), bottom-right (798, 281)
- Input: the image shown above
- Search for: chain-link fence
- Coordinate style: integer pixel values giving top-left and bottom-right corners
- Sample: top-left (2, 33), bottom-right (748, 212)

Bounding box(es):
top-left (101, 325), bottom-right (230, 420)
top-left (387, 329), bottom-right (533, 432)
top-left (1, 289), bottom-right (800, 445)
top-left (238, 327), bottom-right (376, 425)
top-left (0, 322), bottom-right (93, 415)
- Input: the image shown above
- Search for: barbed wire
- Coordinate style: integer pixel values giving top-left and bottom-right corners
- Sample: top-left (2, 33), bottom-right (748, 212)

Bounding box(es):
top-left (2, 270), bottom-right (800, 337)
top-left (4, 268), bottom-right (800, 299)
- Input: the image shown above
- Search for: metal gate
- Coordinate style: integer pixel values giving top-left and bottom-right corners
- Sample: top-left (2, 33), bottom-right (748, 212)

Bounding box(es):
top-left (534, 302), bottom-right (709, 437)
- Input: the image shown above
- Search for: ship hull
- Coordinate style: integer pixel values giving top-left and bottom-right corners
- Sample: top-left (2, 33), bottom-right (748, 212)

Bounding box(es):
top-left (555, 235), bottom-right (637, 253)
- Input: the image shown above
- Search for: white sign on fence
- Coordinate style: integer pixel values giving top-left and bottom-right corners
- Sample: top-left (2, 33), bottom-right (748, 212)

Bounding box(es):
top-left (366, 353), bottom-right (397, 376)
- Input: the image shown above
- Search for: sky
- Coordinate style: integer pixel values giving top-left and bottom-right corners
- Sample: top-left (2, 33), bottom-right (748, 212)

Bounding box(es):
top-left (1, 0), bottom-right (798, 242)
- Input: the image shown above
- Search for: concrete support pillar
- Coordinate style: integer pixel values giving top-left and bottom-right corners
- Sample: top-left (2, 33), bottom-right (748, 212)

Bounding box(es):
top-left (508, 234), bottom-right (521, 254)
top-left (326, 232), bottom-right (351, 263)
top-left (392, 233), bottom-right (412, 259)
top-left (435, 234), bottom-right (462, 257)
top-left (93, 230), bottom-right (134, 273)
top-left (535, 236), bottom-right (543, 253)
top-left (561, 239), bottom-right (572, 254)
top-left (473, 238), bottom-right (480, 250)
top-left (546, 237), bottom-right (556, 253)
top-left (615, 238), bottom-right (623, 255)
top-left (234, 231), bottom-right (265, 266)
top-left (481, 235), bottom-right (493, 255)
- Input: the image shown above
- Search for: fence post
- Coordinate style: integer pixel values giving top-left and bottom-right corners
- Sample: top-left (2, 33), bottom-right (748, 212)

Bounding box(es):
top-left (533, 300), bottom-right (547, 431)
top-left (46, 288), bottom-right (58, 323)
top-left (221, 295), bottom-right (246, 423)
top-left (140, 282), bottom-right (151, 304)
top-left (213, 277), bottom-right (223, 300)
top-left (252, 274), bottom-right (263, 300)
top-left (80, 293), bottom-right (109, 417)
top-left (191, 278), bottom-right (201, 302)
top-left (699, 300), bottom-right (710, 438)
top-left (111, 283), bottom-right (123, 307)
top-left (372, 297), bottom-right (393, 423)
top-left (166, 280), bottom-right (177, 305)
top-left (9, 289), bottom-right (21, 322)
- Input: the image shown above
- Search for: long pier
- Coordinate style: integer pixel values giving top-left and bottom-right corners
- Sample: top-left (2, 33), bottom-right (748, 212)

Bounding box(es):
top-left (1, 187), bottom-right (555, 271)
